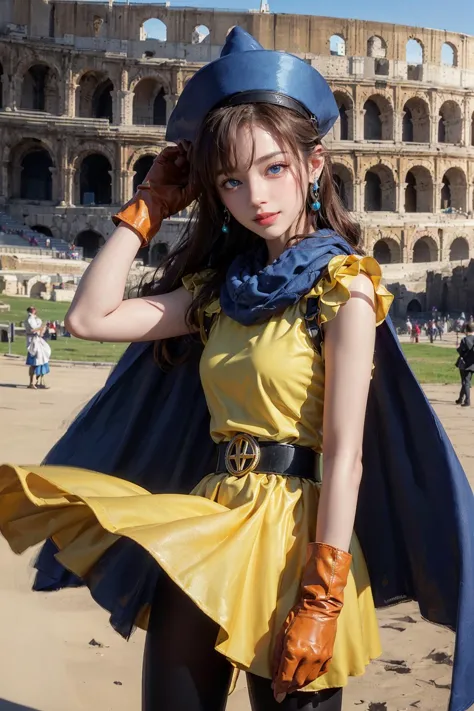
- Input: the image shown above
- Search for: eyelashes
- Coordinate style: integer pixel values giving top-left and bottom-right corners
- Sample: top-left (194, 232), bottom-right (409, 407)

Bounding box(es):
top-left (220, 163), bottom-right (289, 190)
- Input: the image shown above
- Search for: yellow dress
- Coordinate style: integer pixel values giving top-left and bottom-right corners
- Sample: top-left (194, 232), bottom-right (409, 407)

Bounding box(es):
top-left (0, 254), bottom-right (392, 692)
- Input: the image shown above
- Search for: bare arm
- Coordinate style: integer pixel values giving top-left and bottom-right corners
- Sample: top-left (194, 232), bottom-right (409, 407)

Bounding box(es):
top-left (317, 273), bottom-right (376, 551)
top-left (65, 224), bottom-right (195, 343)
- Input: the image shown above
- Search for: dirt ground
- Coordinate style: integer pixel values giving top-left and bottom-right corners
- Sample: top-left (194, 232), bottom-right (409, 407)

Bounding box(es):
top-left (0, 357), bottom-right (472, 711)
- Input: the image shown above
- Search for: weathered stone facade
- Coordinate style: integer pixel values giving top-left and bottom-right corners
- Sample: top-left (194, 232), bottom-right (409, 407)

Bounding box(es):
top-left (0, 0), bottom-right (473, 278)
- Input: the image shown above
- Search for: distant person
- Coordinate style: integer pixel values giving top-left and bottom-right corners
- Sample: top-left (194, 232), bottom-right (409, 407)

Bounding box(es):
top-left (24, 306), bottom-right (50, 389)
top-left (455, 324), bottom-right (474, 407)
top-left (405, 317), bottom-right (412, 337)
top-left (46, 237), bottom-right (51, 248)
top-left (49, 321), bottom-right (57, 341)
top-left (413, 322), bottom-right (421, 344)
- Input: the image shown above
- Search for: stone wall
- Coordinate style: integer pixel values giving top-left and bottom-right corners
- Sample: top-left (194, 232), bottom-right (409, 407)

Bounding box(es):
top-left (0, 0), bottom-right (473, 315)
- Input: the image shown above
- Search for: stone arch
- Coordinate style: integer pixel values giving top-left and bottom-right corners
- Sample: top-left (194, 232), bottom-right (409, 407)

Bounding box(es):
top-left (9, 140), bottom-right (55, 201)
top-left (333, 91), bottom-right (353, 141)
top-left (133, 154), bottom-right (156, 192)
top-left (367, 35), bottom-right (387, 58)
top-left (126, 146), bottom-right (158, 171)
top-left (438, 100), bottom-right (462, 144)
top-left (404, 166), bottom-right (433, 213)
top-left (407, 298), bottom-right (423, 313)
top-left (75, 230), bottom-right (105, 259)
top-left (141, 18), bottom-right (167, 41)
top-left (329, 34), bottom-right (346, 56)
top-left (21, 63), bottom-right (60, 114)
top-left (78, 154), bottom-right (112, 205)
top-left (129, 71), bottom-right (170, 94)
top-left (72, 143), bottom-right (115, 173)
top-left (441, 167), bottom-right (467, 211)
top-left (441, 42), bottom-right (457, 67)
top-left (373, 238), bottom-right (401, 264)
top-left (364, 164), bottom-right (396, 211)
top-left (133, 77), bottom-right (167, 126)
top-left (406, 38), bottom-right (424, 64)
top-left (413, 235), bottom-right (438, 263)
top-left (363, 95), bottom-right (393, 140)
top-left (449, 237), bottom-right (469, 261)
top-left (192, 25), bottom-right (210, 44)
top-left (32, 225), bottom-right (53, 237)
top-left (402, 97), bottom-right (430, 142)
top-left (76, 71), bottom-right (114, 121)
top-left (29, 280), bottom-right (48, 298)
top-left (332, 163), bottom-right (353, 210)
top-left (367, 36), bottom-right (389, 76)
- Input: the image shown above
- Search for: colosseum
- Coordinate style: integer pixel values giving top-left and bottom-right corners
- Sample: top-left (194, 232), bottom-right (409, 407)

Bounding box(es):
top-left (1, 0), bottom-right (474, 316)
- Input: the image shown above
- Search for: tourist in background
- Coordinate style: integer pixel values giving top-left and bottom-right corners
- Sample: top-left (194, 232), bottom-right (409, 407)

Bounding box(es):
top-left (455, 323), bottom-right (474, 407)
top-left (24, 306), bottom-right (50, 389)
top-left (413, 322), bottom-right (421, 343)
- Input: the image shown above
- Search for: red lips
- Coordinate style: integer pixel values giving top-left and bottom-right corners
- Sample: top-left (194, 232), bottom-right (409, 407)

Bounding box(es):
top-left (253, 212), bottom-right (280, 226)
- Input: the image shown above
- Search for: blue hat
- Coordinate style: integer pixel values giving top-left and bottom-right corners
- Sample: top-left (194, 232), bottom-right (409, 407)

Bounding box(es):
top-left (166, 27), bottom-right (339, 143)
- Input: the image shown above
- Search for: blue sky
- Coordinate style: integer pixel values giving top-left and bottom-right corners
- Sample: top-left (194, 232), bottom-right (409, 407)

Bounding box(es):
top-left (125, 0), bottom-right (474, 36)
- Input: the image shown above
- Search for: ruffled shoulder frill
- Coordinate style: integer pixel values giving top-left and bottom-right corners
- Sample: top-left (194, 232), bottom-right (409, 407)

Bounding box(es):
top-left (181, 269), bottom-right (221, 317)
top-left (309, 254), bottom-right (393, 327)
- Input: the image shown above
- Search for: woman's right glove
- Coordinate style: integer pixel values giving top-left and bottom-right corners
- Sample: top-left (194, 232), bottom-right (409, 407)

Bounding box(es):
top-left (112, 145), bottom-right (196, 246)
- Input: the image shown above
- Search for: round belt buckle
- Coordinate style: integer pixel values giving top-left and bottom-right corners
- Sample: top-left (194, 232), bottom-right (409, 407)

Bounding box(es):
top-left (225, 433), bottom-right (261, 476)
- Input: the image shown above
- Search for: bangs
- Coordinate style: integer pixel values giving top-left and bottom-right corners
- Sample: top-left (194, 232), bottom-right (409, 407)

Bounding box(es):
top-left (193, 104), bottom-right (313, 196)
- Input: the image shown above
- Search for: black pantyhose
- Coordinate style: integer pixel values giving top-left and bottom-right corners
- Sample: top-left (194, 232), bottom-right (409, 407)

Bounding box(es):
top-left (143, 575), bottom-right (343, 711)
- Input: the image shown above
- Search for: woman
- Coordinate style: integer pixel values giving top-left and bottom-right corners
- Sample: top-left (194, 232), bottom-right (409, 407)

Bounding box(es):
top-left (24, 306), bottom-right (51, 389)
top-left (1, 29), bottom-right (474, 711)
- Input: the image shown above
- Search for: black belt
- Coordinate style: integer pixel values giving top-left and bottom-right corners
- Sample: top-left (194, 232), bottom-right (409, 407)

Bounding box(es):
top-left (215, 434), bottom-right (318, 478)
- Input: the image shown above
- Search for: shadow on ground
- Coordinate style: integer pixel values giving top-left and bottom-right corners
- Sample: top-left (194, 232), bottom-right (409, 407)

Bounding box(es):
top-left (0, 702), bottom-right (41, 711)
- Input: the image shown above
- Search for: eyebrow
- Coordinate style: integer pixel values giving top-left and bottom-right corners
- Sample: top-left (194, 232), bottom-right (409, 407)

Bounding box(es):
top-left (217, 150), bottom-right (287, 177)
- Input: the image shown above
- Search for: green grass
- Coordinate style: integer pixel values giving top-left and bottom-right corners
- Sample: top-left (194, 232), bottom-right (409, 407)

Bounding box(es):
top-left (0, 296), bottom-right (461, 380)
top-left (0, 295), bottom-right (69, 326)
top-left (0, 295), bottom-right (127, 363)
top-left (401, 343), bottom-right (459, 384)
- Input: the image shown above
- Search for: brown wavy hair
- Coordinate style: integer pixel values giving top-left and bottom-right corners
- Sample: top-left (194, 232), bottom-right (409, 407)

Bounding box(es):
top-left (141, 103), bottom-right (362, 362)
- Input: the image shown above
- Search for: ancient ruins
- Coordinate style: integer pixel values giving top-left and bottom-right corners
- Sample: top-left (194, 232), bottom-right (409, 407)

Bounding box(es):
top-left (0, 0), bottom-right (474, 315)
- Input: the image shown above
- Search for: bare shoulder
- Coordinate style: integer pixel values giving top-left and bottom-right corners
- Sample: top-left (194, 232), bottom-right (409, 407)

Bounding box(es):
top-left (348, 272), bottom-right (376, 305)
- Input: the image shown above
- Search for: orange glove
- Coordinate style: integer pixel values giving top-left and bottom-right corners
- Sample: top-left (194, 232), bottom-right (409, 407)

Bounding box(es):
top-left (272, 542), bottom-right (352, 699)
top-left (112, 145), bottom-right (197, 246)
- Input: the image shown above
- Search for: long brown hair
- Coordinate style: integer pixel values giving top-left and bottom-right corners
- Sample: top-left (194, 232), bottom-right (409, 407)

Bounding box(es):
top-left (141, 103), bottom-right (362, 359)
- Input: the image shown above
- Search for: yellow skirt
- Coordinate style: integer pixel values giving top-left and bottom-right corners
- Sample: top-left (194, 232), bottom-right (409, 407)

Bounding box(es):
top-left (0, 464), bottom-right (381, 691)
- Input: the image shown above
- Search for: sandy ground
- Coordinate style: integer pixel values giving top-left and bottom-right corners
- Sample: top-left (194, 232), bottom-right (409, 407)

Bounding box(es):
top-left (0, 357), bottom-right (472, 711)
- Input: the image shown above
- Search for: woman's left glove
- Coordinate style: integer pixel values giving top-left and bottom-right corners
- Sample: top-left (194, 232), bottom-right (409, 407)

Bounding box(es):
top-left (271, 542), bottom-right (352, 698)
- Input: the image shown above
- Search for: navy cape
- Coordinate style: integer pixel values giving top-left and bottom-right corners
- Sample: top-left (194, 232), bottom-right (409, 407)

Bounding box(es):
top-left (36, 316), bottom-right (474, 711)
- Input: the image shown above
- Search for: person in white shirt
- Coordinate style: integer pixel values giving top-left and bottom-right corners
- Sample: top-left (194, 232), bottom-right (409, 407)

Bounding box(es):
top-left (25, 306), bottom-right (51, 389)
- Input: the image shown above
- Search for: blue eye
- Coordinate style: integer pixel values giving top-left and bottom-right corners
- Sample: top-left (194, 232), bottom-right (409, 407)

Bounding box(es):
top-left (267, 164), bottom-right (285, 175)
top-left (223, 178), bottom-right (241, 189)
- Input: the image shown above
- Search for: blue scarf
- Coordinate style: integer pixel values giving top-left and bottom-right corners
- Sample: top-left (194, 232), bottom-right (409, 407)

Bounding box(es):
top-left (220, 230), bottom-right (353, 325)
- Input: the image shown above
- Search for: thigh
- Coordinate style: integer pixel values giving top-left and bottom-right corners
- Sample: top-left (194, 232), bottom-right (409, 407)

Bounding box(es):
top-left (246, 673), bottom-right (342, 711)
top-left (143, 573), bottom-right (233, 711)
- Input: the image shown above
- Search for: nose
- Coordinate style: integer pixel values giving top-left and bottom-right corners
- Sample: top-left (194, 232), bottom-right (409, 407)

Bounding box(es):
top-left (247, 174), bottom-right (268, 208)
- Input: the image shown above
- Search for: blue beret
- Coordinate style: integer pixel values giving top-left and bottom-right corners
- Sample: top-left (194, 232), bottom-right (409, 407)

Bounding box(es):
top-left (166, 27), bottom-right (339, 143)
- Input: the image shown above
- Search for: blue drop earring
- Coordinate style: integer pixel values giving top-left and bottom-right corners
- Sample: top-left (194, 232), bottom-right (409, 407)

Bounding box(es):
top-left (222, 207), bottom-right (230, 234)
top-left (310, 178), bottom-right (321, 212)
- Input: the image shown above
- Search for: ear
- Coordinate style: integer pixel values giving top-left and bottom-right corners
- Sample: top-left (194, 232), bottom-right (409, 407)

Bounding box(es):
top-left (307, 145), bottom-right (324, 183)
